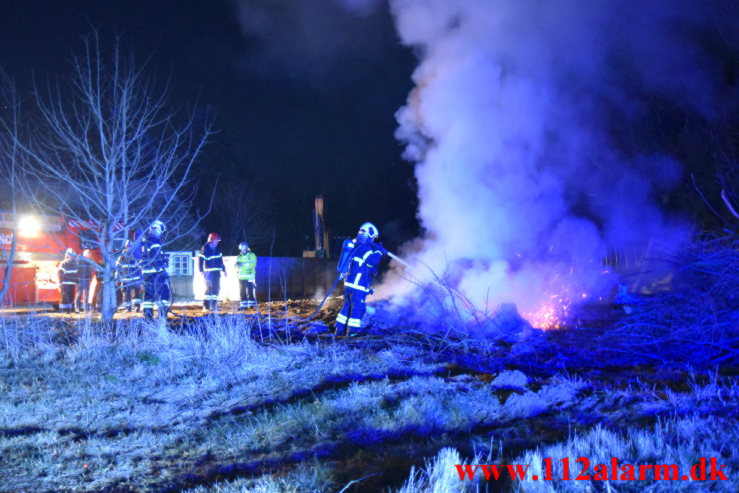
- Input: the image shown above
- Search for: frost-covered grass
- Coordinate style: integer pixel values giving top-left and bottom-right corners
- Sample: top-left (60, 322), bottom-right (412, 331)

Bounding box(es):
top-left (0, 313), bottom-right (736, 491)
top-left (400, 415), bottom-right (738, 492)
top-left (512, 415), bottom-right (738, 492)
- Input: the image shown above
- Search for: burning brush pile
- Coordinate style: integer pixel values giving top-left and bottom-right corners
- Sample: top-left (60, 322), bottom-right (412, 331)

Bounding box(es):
top-left (361, 232), bottom-right (738, 373)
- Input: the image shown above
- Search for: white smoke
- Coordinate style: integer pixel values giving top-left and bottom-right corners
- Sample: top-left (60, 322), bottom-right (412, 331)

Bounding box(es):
top-left (384, 0), bottom-right (735, 317)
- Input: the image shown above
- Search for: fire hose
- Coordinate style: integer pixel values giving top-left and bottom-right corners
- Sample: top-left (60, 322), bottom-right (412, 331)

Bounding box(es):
top-left (236, 245), bottom-right (390, 325)
top-left (387, 251), bottom-right (450, 291)
top-left (285, 272), bottom-right (344, 324)
top-left (162, 249), bottom-right (439, 325)
top-left (285, 242), bottom-right (362, 324)
top-left (160, 248), bottom-right (429, 325)
top-left (288, 250), bottom-right (434, 325)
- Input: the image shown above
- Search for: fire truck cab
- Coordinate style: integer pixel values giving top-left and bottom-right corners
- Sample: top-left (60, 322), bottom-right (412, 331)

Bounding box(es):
top-left (0, 212), bottom-right (106, 306)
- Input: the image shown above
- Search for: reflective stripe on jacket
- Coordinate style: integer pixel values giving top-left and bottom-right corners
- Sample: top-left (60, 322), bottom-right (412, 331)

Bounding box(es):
top-left (235, 251), bottom-right (257, 281)
top-left (342, 242), bottom-right (383, 293)
top-left (117, 252), bottom-right (142, 282)
top-left (199, 243), bottom-right (225, 273)
top-left (140, 235), bottom-right (168, 275)
top-left (57, 259), bottom-right (79, 285)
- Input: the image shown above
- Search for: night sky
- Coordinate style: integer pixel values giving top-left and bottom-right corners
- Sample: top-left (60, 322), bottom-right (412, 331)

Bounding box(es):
top-left (0, 0), bottom-right (419, 255)
top-left (1, 0), bottom-right (737, 268)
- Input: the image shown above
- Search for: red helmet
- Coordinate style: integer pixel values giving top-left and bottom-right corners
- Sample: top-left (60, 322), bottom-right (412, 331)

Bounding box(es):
top-left (207, 232), bottom-right (221, 242)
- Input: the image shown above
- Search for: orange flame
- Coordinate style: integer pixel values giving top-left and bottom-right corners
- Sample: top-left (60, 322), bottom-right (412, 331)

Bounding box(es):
top-left (524, 294), bottom-right (572, 330)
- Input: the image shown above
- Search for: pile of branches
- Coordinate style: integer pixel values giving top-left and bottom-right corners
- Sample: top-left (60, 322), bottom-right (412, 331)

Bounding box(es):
top-left (605, 233), bottom-right (739, 366)
top-left (366, 278), bottom-right (530, 360)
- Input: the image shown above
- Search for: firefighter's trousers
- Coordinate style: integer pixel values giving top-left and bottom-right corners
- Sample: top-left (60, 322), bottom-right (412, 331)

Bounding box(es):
top-left (203, 271), bottom-right (221, 310)
top-left (335, 288), bottom-right (367, 335)
top-left (60, 283), bottom-right (77, 312)
top-left (142, 271), bottom-right (170, 320)
top-left (76, 281), bottom-right (91, 312)
top-left (239, 279), bottom-right (256, 309)
top-left (121, 281), bottom-right (142, 311)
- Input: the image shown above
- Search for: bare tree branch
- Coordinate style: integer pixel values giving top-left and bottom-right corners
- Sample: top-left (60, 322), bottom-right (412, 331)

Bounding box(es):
top-left (11, 33), bottom-right (213, 321)
top-left (721, 189), bottom-right (739, 219)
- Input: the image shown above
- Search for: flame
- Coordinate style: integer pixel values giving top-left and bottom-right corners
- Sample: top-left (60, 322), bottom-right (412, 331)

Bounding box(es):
top-left (524, 294), bottom-right (572, 330)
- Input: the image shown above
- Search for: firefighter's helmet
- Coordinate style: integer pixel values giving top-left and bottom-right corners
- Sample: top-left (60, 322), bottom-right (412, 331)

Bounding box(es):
top-left (239, 242), bottom-right (249, 251)
top-left (208, 232), bottom-right (221, 243)
top-left (358, 222), bottom-right (379, 240)
top-left (65, 248), bottom-right (75, 258)
top-left (150, 220), bottom-right (166, 236)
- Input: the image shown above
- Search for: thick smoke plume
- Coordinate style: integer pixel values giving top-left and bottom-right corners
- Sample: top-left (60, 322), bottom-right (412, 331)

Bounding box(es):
top-left (384, 0), bottom-right (737, 320)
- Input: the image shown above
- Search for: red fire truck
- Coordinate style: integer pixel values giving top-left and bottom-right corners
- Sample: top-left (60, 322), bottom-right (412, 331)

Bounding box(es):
top-left (0, 212), bottom-right (114, 306)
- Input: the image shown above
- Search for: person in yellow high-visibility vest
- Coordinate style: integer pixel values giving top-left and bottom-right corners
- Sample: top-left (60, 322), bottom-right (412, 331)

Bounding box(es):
top-left (235, 242), bottom-right (257, 310)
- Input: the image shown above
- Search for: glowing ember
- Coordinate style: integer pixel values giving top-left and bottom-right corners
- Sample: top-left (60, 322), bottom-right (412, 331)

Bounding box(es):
top-left (524, 295), bottom-right (572, 330)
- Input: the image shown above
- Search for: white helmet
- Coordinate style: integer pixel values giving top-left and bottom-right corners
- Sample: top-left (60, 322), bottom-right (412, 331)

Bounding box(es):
top-left (358, 222), bottom-right (379, 240)
top-left (150, 219), bottom-right (166, 235)
top-left (65, 248), bottom-right (75, 257)
top-left (239, 242), bottom-right (249, 250)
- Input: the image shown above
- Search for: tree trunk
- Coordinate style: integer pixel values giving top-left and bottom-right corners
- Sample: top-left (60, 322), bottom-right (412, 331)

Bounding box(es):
top-left (0, 219), bottom-right (18, 306)
top-left (101, 258), bottom-right (117, 323)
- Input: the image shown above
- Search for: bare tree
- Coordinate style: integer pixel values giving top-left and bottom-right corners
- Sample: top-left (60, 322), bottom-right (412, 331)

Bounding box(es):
top-left (16, 35), bottom-right (212, 322)
top-left (0, 72), bottom-right (22, 306)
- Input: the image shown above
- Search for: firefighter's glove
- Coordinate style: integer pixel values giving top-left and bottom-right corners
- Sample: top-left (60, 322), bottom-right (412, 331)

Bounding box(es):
top-left (374, 242), bottom-right (389, 255)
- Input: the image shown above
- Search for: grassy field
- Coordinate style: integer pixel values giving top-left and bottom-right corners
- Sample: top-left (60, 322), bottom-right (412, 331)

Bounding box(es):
top-left (0, 298), bottom-right (736, 492)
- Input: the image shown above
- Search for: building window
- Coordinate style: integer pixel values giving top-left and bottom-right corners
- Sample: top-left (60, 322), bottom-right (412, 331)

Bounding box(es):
top-left (167, 252), bottom-right (193, 276)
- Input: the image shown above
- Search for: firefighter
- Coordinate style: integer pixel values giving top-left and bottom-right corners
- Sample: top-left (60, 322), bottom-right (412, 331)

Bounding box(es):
top-left (140, 220), bottom-right (170, 320)
top-left (334, 222), bottom-right (387, 337)
top-left (199, 233), bottom-right (226, 311)
top-left (116, 239), bottom-right (143, 312)
top-left (92, 260), bottom-right (107, 311)
top-left (76, 249), bottom-right (94, 312)
top-left (235, 241), bottom-right (257, 310)
top-left (57, 248), bottom-right (78, 313)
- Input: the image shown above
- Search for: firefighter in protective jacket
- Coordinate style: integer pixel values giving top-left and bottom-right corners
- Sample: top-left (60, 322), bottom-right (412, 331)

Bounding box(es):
top-left (116, 240), bottom-right (143, 312)
top-left (334, 222), bottom-right (387, 337)
top-left (140, 220), bottom-right (170, 320)
top-left (76, 249), bottom-right (94, 312)
top-left (235, 241), bottom-right (257, 310)
top-left (199, 233), bottom-right (226, 311)
top-left (57, 248), bottom-right (78, 313)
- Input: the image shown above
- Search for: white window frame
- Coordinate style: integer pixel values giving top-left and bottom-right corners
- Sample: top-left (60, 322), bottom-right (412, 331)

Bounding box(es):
top-left (166, 251), bottom-right (193, 276)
